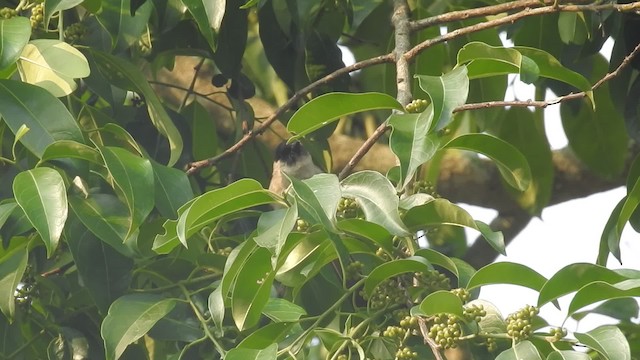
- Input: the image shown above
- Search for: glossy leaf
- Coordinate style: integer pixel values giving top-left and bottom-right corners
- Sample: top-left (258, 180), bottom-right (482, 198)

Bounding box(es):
top-left (68, 194), bottom-right (137, 257)
top-left (226, 343), bottom-right (277, 360)
top-left (547, 351), bottom-right (590, 360)
top-left (151, 161), bottom-right (194, 219)
top-left (574, 326), bottom-right (630, 360)
top-left (237, 322), bottom-right (295, 350)
top-left (89, 50), bottom-right (183, 166)
top-left (571, 298), bottom-right (639, 322)
top-left (0, 80), bottom-right (84, 158)
top-left (414, 249), bottom-right (459, 278)
top-left (443, 133), bottom-right (531, 191)
top-left (415, 66), bottom-right (469, 131)
top-left (538, 263), bottom-right (630, 307)
top-left (363, 257), bottom-right (432, 297)
top-left (388, 110), bottom-right (440, 189)
top-left (17, 39), bottom-right (90, 97)
top-left (558, 12), bottom-right (588, 45)
top-left (99, 147), bottom-right (154, 240)
top-left (39, 140), bottom-right (102, 165)
top-left (598, 197), bottom-right (625, 265)
top-left (457, 41), bottom-right (522, 79)
top-left (496, 340), bottom-right (542, 360)
top-left (287, 92), bottom-right (403, 139)
top-left (416, 290), bottom-right (464, 318)
top-left (101, 294), bottom-right (176, 360)
top-left (208, 286), bottom-right (225, 334)
top-left (341, 171), bottom-right (409, 236)
top-left (171, 179), bottom-right (278, 249)
top-left (231, 247), bottom-right (274, 330)
top-left (44, 0), bottom-right (84, 27)
top-left (255, 203), bottom-right (298, 259)
top-left (287, 174), bottom-right (340, 233)
top-left (568, 279), bottom-right (640, 316)
top-left (65, 218), bottom-right (133, 313)
top-left (467, 262), bottom-right (547, 292)
top-left (182, 0), bottom-right (223, 51)
top-left (0, 17), bottom-right (31, 69)
top-left (337, 218), bottom-right (393, 252)
top-left (0, 242), bottom-right (28, 321)
top-left (262, 298), bottom-right (306, 322)
top-left (403, 198), bottom-right (505, 255)
top-left (13, 168), bottom-right (68, 257)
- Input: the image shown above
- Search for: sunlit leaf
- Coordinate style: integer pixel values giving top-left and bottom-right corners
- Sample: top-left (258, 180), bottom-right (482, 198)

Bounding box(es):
top-left (388, 110), bottom-right (440, 189)
top-left (0, 80), bottom-right (84, 158)
top-left (568, 279), bottom-right (640, 316)
top-left (415, 290), bottom-right (464, 318)
top-left (547, 350), bottom-right (590, 360)
top-left (17, 39), bottom-right (90, 97)
top-left (467, 262), bottom-right (547, 292)
top-left (415, 66), bottom-right (469, 131)
top-left (262, 298), bottom-right (306, 322)
top-left (39, 140), bottom-right (102, 165)
top-left (0, 17), bottom-right (31, 69)
top-left (443, 133), bottom-right (531, 191)
top-left (13, 168), bottom-right (67, 257)
top-left (364, 257), bottom-right (432, 297)
top-left (226, 343), bottom-right (277, 360)
top-left (231, 247), bottom-right (274, 330)
top-left (575, 326), bottom-right (630, 360)
top-left (287, 92), bottom-right (403, 139)
top-left (341, 171), bottom-right (409, 236)
top-left (101, 294), bottom-right (176, 360)
top-left (496, 340), bottom-right (542, 360)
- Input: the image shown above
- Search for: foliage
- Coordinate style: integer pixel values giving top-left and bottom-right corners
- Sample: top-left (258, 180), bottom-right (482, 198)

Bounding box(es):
top-left (0, 0), bottom-right (639, 359)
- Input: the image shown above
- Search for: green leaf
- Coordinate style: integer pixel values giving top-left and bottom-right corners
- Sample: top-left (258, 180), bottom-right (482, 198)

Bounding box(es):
top-left (341, 171), bottom-right (409, 236)
top-left (568, 279), bottom-right (640, 317)
top-left (538, 263), bottom-right (630, 307)
top-left (43, 0), bottom-right (84, 28)
top-left (208, 286), bottom-right (225, 334)
top-left (262, 298), bottom-right (307, 322)
top-left (558, 12), bottom-right (588, 45)
top-left (0, 17), bottom-right (31, 69)
top-left (467, 262), bottom-right (547, 292)
top-left (226, 343), bottom-right (277, 360)
top-left (547, 350), bottom-right (590, 360)
top-left (148, 303), bottom-right (203, 342)
top-left (65, 218), bottom-right (133, 313)
top-left (364, 257), bottom-right (432, 297)
top-left (255, 203), bottom-right (298, 260)
top-left (231, 247), bottom-right (274, 330)
top-left (13, 168), bottom-right (68, 257)
top-left (414, 249), bottom-right (459, 278)
top-left (287, 92), bottom-right (403, 139)
top-left (0, 202), bottom-right (18, 232)
top-left (156, 179), bottom-right (277, 252)
top-left (416, 290), bottom-right (464, 318)
top-left (88, 50), bottom-right (183, 166)
top-left (388, 111), bottom-right (440, 189)
top-left (182, 0), bottom-right (223, 51)
top-left (101, 294), bottom-right (176, 360)
top-left (68, 194), bottom-right (137, 257)
top-left (496, 340), bottom-right (542, 360)
top-left (0, 242), bottom-right (28, 321)
top-left (443, 133), bottom-right (531, 191)
top-left (151, 161), bottom-right (194, 219)
top-left (17, 39), bottom-right (90, 97)
top-left (403, 198), bottom-right (505, 255)
top-left (574, 326), bottom-right (630, 360)
top-left (337, 218), bottom-right (393, 252)
top-left (0, 80), bottom-right (84, 158)
top-left (237, 322), bottom-right (295, 350)
top-left (39, 140), bottom-right (102, 165)
top-left (99, 147), bottom-right (154, 240)
top-left (287, 174), bottom-right (340, 234)
top-left (598, 197), bottom-right (624, 265)
top-left (457, 42), bottom-right (522, 79)
top-left (571, 298), bottom-right (639, 322)
top-left (415, 66), bottom-right (469, 131)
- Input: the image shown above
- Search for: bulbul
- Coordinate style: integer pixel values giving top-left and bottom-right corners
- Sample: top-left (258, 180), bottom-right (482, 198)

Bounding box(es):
top-left (268, 141), bottom-right (323, 196)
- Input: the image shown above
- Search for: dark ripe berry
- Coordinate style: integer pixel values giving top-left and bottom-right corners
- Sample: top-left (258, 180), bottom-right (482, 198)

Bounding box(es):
top-left (211, 74), bottom-right (228, 87)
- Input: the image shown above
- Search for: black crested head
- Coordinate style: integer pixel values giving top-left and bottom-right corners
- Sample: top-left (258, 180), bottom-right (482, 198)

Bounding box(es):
top-left (274, 141), bottom-right (307, 166)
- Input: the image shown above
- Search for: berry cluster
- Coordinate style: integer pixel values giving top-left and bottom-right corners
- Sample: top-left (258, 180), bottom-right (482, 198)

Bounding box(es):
top-left (396, 346), bottom-right (418, 359)
top-left (506, 305), bottom-right (539, 341)
top-left (336, 197), bottom-right (360, 219)
top-left (0, 7), bottom-right (18, 19)
top-left (345, 260), bottom-right (363, 281)
top-left (428, 314), bottom-right (462, 349)
top-left (64, 22), bottom-right (87, 43)
top-left (30, 3), bottom-right (44, 28)
top-left (450, 288), bottom-right (471, 303)
top-left (549, 327), bottom-right (567, 342)
top-left (416, 270), bottom-right (451, 292)
top-left (405, 99), bottom-right (429, 113)
top-left (366, 277), bottom-right (409, 309)
top-left (215, 246), bottom-right (233, 256)
top-left (412, 180), bottom-right (439, 197)
top-left (463, 303), bottom-right (486, 322)
top-left (383, 315), bottom-right (420, 359)
top-left (295, 218), bottom-right (309, 232)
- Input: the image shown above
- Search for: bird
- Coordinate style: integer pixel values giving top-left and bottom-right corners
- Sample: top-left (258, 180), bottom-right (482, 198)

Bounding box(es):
top-left (268, 141), bottom-right (323, 196)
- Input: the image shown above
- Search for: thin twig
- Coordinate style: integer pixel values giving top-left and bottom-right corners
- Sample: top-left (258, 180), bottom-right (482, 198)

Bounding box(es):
top-left (177, 58), bottom-right (205, 113)
top-left (404, 1), bottom-right (640, 61)
top-left (418, 317), bottom-right (444, 360)
top-left (393, 0), bottom-right (412, 107)
top-left (185, 54), bottom-right (394, 174)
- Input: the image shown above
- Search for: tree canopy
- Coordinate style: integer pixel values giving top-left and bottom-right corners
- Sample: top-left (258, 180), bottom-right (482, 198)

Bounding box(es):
top-left (0, 0), bottom-right (640, 359)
